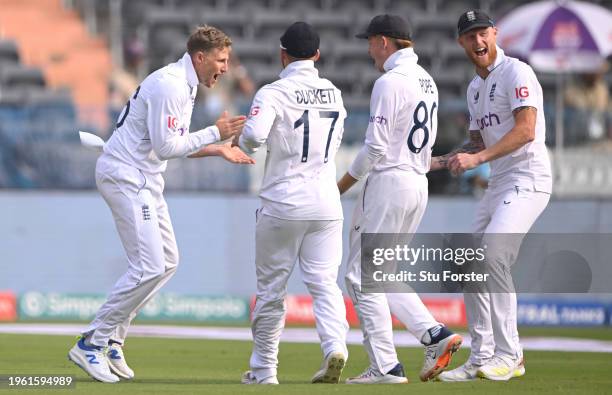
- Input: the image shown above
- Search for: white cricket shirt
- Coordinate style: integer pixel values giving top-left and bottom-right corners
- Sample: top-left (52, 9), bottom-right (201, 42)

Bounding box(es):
top-left (467, 46), bottom-right (552, 193)
top-left (103, 52), bottom-right (220, 174)
top-left (348, 47), bottom-right (438, 180)
top-left (239, 60), bottom-right (346, 220)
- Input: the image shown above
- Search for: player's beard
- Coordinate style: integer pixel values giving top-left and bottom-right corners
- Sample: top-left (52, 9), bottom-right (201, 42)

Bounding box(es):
top-left (468, 42), bottom-right (496, 70)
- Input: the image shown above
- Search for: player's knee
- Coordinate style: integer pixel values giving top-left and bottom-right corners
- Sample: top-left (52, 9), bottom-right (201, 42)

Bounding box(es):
top-left (304, 279), bottom-right (339, 297)
top-left (253, 297), bottom-right (285, 316)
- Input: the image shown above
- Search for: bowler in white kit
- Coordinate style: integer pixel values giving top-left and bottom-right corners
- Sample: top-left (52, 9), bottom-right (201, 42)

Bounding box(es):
top-left (67, 26), bottom-right (253, 383)
top-left (337, 14), bottom-right (462, 384)
top-left (237, 22), bottom-right (349, 385)
top-left (432, 10), bottom-right (552, 382)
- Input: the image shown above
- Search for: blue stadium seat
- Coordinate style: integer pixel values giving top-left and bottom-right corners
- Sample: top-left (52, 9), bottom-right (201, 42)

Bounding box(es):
top-left (0, 40), bottom-right (20, 66)
top-left (0, 65), bottom-right (45, 89)
top-left (25, 89), bottom-right (77, 141)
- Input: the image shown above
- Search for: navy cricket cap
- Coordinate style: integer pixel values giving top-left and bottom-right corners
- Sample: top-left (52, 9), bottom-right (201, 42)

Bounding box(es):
top-left (280, 22), bottom-right (320, 59)
top-left (355, 14), bottom-right (412, 40)
top-left (457, 10), bottom-right (495, 36)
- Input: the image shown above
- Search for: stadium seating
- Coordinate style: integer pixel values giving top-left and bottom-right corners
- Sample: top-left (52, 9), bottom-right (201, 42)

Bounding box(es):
top-left (0, 40), bottom-right (20, 67)
top-left (1, 0), bottom-right (609, 193)
top-left (0, 36), bottom-right (79, 188)
top-left (124, 0), bottom-right (482, 113)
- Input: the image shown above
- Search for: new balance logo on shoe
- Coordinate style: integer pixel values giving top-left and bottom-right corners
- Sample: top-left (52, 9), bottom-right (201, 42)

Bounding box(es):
top-left (108, 349), bottom-right (121, 360)
top-left (86, 354), bottom-right (99, 364)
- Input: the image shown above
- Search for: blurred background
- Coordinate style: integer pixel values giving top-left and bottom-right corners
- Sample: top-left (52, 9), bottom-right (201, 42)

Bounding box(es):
top-left (0, 0), bottom-right (611, 330)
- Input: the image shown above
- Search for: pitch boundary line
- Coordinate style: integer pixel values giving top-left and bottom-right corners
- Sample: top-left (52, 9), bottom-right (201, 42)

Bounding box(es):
top-left (1, 323), bottom-right (611, 353)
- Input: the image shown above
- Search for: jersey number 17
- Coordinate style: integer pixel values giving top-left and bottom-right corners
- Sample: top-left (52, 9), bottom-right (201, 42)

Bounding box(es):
top-left (293, 110), bottom-right (339, 163)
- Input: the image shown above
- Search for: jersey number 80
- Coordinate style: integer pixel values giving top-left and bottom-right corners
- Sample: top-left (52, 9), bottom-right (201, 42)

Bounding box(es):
top-left (408, 100), bottom-right (436, 154)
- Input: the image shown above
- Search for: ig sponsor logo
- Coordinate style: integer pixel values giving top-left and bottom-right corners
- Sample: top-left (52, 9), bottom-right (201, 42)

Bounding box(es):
top-left (515, 86), bottom-right (529, 99)
top-left (167, 116), bottom-right (178, 129)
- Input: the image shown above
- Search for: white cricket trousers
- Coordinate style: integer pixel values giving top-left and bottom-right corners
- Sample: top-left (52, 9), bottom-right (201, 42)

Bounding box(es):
top-left (345, 170), bottom-right (440, 374)
top-left (466, 185), bottom-right (550, 364)
top-left (84, 154), bottom-right (179, 347)
top-left (249, 212), bottom-right (349, 380)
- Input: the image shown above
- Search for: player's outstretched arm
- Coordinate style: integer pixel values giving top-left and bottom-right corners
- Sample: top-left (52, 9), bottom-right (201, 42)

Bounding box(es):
top-left (430, 130), bottom-right (485, 171)
top-left (447, 107), bottom-right (536, 175)
top-left (188, 141), bottom-right (255, 164)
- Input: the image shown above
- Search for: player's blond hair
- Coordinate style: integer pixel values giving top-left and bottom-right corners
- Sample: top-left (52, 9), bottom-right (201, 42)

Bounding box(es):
top-left (187, 25), bottom-right (232, 54)
top-left (390, 38), bottom-right (413, 49)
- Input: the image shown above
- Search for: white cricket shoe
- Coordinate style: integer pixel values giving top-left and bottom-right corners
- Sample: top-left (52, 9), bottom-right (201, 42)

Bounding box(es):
top-left (241, 370), bottom-right (279, 384)
top-left (311, 351), bottom-right (346, 383)
top-left (420, 333), bottom-right (463, 381)
top-left (477, 355), bottom-right (521, 381)
top-left (514, 357), bottom-right (526, 378)
top-left (345, 363), bottom-right (408, 384)
top-left (68, 337), bottom-right (119, 383)
top-left (107, 343), bottom-right (134, 379)
top-left (436, 361), bottom-right (480, 382)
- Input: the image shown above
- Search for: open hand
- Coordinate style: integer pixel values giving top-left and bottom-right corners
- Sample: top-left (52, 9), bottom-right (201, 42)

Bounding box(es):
top-left (218, 141), bottom-right (255, 164)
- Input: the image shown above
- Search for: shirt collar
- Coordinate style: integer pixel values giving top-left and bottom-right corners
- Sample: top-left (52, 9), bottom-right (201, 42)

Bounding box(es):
top-left (279, 60), bottom-right (319, 79)
top-left (180, 52), bottom-right (199, 88)
top-left (383, 47), bottom-right (418, 72)
top-left (487, 45), bottom-right (506, 72)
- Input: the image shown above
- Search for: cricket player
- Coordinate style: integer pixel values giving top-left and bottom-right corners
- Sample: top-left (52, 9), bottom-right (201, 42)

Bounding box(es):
top-left (68, 26), bottom-right (253, 383)
top-left (337, 14), bottom-right (462, 384)
top-left (434, 10), bottom-right (552, 381)
top-left (236, 22), bottom-right (349, 385)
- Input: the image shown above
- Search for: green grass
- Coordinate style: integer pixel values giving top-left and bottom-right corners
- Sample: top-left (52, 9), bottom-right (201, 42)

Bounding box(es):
top-left (1, 332), bottom-right (611, 394)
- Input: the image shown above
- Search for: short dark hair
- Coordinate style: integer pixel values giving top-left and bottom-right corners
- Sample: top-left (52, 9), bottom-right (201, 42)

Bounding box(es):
top-left (187, 25), bottom-right (232, 54)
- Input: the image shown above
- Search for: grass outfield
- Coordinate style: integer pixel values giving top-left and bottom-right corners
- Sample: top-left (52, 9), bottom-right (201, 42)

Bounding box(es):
top-left (1, 333), bottom-right (612, 394)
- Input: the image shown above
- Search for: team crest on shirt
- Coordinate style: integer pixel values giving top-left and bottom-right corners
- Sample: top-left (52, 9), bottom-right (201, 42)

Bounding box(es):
top-left (489, 83), bottom-right (497, 101)
top-left (473, 91), bottom-right (479, 103)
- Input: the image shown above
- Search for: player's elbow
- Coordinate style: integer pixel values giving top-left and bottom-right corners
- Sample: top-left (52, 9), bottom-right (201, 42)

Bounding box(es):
top-left (521, 127), bottom-right (535, 143)
top-left (153, 144), bottom-right (178, 161)
top-left (240, 135), bottom-right (263, 154)
top-left (367, 143), bottom-right (386, 160)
